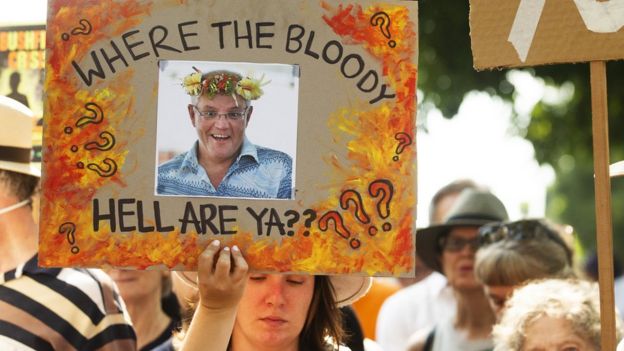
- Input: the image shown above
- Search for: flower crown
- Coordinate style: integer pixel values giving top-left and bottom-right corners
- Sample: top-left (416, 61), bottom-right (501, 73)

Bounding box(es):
top-left (181, 67), bottom-right (270, 101)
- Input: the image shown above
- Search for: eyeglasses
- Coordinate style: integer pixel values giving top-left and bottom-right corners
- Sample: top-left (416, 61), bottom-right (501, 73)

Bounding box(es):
top-left (439, 235), bottom-right (481, 252)
top-left (478, 219), bottom-right (573, 263)
top-left (192, 105), bottom-right (248, 121)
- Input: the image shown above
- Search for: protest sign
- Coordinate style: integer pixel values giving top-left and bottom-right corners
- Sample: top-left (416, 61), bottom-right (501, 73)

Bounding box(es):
top-left (470, 0), bottom-right (624, 347)
top-left (40, 0), bottom-right (418, 276)
top-left (470, 0), bottom-right (624, 70)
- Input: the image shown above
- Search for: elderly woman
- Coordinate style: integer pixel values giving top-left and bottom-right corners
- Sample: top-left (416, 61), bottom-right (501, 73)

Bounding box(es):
top-left (475, 219), bottom-right (575, 318)
top-left (493, 279), bottom-right (623, 350)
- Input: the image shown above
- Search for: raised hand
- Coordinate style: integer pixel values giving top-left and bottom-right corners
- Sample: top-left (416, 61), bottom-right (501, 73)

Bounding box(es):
top-left (181, 240), bottom-right (249, 351)
top-left (197, 240), bottom-right (249, 311)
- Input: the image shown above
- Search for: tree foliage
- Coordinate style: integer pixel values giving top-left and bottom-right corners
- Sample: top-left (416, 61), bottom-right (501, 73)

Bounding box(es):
top-left (418, 0), bottom-right (624, 258)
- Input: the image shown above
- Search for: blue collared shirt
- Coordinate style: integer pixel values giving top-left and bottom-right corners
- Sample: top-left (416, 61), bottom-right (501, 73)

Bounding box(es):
top-left (157, 138), bottom-right (292, 199)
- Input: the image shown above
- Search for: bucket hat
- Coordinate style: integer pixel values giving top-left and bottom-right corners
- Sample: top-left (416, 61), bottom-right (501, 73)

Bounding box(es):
top-left (0, 96), bottom-right (40, 177)
top-left (416, 188), bottom-right (508, 273)
top-left (328, 274), bottom-right (372, 307)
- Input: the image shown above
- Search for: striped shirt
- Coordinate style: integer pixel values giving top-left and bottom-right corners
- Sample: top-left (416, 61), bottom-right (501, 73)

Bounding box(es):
top-left (0, 255), bottom-right (137, 350)
top-left (157, 138), bottom-right (292, 199)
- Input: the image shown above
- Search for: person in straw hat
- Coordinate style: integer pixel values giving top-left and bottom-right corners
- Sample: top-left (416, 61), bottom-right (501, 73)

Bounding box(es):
top-left (0, 96), bottom-right (137, 350)
top-left (408, 188), bottom-right (508, 351)
top-left (172, 240), bottom-right (371, 351)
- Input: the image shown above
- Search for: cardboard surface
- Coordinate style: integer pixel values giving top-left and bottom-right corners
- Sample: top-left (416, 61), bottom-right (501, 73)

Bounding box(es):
top-left (40, 0), bottom-right (418, 275)
top-left (470, 0), bottom-right (624, 69)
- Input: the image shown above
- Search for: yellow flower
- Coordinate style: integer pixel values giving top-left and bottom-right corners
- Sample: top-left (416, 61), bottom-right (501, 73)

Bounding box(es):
top-left (182, 72), bottom-right (202, 96)
top-left (236, 74), bottom-right (270, 100)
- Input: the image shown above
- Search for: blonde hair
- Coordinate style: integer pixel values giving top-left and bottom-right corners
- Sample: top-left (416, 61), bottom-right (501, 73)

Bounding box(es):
top-left (475, 234), bottom-right (574, 287)
top-left (493, 279), bottom-right (622, 351)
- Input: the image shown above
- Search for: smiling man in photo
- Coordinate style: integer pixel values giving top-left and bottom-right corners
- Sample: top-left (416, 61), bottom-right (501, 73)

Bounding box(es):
top-left (157, 69), bottom-right (293, 199)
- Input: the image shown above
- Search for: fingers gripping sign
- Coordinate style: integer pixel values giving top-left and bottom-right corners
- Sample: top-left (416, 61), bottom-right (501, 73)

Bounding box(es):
top-left (181, 241), bottom-right (249, 351)
top-left (197, 240), bottom-right (249, 310)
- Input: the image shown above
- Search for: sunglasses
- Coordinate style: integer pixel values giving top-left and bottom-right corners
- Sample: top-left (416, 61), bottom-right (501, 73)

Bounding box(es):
top-left (439, 234), bottom-right (481, 253)
top-left (478, 219), bottom-right (573, 264)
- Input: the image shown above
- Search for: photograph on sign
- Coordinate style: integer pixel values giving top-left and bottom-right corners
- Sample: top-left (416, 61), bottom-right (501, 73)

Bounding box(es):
top-left (40, 0), bottom-right (418, 275)
top-left (155, 60), bottom-right (298, 199)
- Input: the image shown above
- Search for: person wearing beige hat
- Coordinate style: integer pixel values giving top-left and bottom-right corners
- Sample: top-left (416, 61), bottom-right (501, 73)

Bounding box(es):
top-left (408, 188), bottom-right (508, 351)
top-left (0, 96), bottom-right (137, 350)
top-left (173, 240), bottom-right (371, 351)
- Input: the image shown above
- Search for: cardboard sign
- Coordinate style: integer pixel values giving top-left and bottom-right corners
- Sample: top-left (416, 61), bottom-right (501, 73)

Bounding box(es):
top-left (40, 0), bottom-right (418, 275)
top-left (470, 0), bottom-right (624, 69)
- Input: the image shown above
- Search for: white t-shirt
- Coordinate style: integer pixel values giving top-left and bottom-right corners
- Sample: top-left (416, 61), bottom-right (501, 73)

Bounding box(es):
top-left (614, 275), bottom-right (624, 317)
top-left (375, 272), bottom-right (457, 351)
top-left (431, 317), bottom-right (492, 351)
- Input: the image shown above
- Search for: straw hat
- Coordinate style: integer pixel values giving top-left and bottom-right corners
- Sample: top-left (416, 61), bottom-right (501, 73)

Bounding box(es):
top-left (0, 96), bottom-right (40, 177)
top-left (174, 271), bottom-right (371, 307)
top-left (329, 275), bottom-right (372, 307)
top-left (416, 189), bottom-right (508, 273)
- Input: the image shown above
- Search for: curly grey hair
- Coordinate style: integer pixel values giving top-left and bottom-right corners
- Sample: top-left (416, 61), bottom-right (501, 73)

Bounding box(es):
top-left (493, 279), bottom-right (622, 351)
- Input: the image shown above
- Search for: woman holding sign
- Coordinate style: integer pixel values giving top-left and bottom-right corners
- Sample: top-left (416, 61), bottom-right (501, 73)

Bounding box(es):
top-left (175, 240), bottom-right (370, 351)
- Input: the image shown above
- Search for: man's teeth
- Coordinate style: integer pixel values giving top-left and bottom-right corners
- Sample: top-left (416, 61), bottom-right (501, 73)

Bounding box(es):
top-left (212, 134), bottom-right (229, 139)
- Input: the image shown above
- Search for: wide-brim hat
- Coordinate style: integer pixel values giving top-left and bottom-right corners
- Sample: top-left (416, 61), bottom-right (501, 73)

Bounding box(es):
top-left (0, 96), bottom-right (40, 178)
top-left (329, 275), bottom-right (372, 307)
top-left (611, 161), bottom-right (624, 178)
top-left (173, 272), bottom-right (371, 308)
top-left (416, 189), bottom-right (509, 273)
